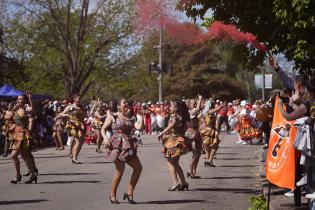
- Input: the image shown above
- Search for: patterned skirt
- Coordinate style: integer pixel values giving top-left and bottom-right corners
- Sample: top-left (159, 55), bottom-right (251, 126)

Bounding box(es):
top-left (2, 122), bottom-right (14, 141)
top-left (10, 127), bottom-right (31, 150)
top-left (65, 120), bottom-right (84, 139)
top-left (162, 133), bottom-right (189, 158)
top-left (185, 127), bottom-right (202, 155)
top-left (104, 133), bottom-right (138, 162)
top-left (235, 118), bottom-right (260, 139)
top-left (199, 127), bottom-right (220, 148)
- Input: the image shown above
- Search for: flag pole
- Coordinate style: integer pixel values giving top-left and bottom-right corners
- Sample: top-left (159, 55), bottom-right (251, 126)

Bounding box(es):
top-left (267, 181), bottom-right (271, 210)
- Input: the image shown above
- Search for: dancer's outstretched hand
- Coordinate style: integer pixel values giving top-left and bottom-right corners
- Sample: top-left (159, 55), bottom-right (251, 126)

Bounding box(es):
top-left (104, 139), bottom-right (113, 150)
top-left (157, 133), bottom-right (163, 141)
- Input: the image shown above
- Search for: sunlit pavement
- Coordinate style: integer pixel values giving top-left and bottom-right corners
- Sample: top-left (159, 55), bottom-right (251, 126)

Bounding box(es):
top-left (0, 134), bottom-right (260, 210)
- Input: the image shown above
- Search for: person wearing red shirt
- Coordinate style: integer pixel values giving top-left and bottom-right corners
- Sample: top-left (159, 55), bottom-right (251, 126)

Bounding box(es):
top-left (216, 101), bottom-right (230, 134)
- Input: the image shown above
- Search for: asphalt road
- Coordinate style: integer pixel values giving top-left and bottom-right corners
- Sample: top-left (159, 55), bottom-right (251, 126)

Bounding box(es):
top-left (0, 134), bottom-right (260, 210)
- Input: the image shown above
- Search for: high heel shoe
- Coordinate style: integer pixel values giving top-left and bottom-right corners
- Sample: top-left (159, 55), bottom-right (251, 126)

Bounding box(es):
top-left (25, 175), bottom-right (37, 184)
top-left (23, 171), bottom-right (30, 176)
top-left (209, 162), bottom-right (216, 167)
top-left (34, 168), bottom-right (39, 175)
top-left (72, 159), bottom-right (82, 165)
top-left (179, 183), bottom-right (189, 191)
top-left (168, 184), bottom-right (180, 191)
top-left (109, 195), bottom-right (120, 204)
top-left (187, 172), bottom-right (192, 178)
top-left (10, 176), bottom-right (22, 184)
top-left (96, 148), bottom-right (102, 153)
top-left (123, 192), bottom-right (136, 204)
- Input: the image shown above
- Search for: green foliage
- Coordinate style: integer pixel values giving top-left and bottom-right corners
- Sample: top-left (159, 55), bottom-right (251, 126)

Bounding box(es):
top-left (248, 194), bottom-right (267, 210)
top-left (177, 0), bottom-right (315, 77)
top-left (1, 0), bottom-right (135, 97)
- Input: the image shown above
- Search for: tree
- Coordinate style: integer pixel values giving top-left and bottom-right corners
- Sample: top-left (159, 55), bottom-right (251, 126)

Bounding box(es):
top-left (1, 0), bottom-right (135, 97)
top-left (0, 25), bottom-right (27, 86)
top-left (177, 0), bottom-right (315, 76)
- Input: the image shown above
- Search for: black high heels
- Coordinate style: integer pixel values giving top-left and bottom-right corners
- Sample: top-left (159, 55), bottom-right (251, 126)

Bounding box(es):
top-left (96, 149), bottom-right (103, 153)
top-left (109, 195), bottom-right (120, 204)
top-left (25, 175), bottom-right (37, 184)
top-left (179, 183), bottom-right (189, 191)
top-left (72, 159), bottom-right (82, 165)
top-left (204, 161), bottom-right (210, 167)
top-left (187, 172), bottom-right (201, 179)
top-left (209, 162), bottom-right (216, 167)
top-left (168, 183), bottom-right (180, 191)
top-left (23, 168), bottom-right (38, 176)
top-left (10, 176), bottom-right (22, 184)
top-left (123, 192), bottom-right (136, 204)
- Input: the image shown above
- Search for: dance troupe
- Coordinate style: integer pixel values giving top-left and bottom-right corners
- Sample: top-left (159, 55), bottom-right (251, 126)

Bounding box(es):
top-left (3, 92), bottom-right (264, 204)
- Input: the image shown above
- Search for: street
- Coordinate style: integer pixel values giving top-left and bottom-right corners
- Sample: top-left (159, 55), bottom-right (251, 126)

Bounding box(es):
top-left (0, 134), bottom-right (260, 210)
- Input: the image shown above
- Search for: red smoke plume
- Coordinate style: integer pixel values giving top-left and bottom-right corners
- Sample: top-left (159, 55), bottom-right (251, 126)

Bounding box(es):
top-left (208, 21), bottom-right (267, 51)
top-left (135, 0), bottom-right (206, 45)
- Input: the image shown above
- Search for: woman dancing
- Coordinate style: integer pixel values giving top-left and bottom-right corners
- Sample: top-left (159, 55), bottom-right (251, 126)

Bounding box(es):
top-left (93, 101), bottom-right (106, 153)
top-left (10, 93), bottom-right (37, 184)
top-left (59, 94), bottom-right (86, 164)
top-left (158, 101), bottom-right (190, 191)
top-left (101, 99), bottom-right (143, 204)
top-left (199, 101), bottom-right (221, 167)
top-left (186, 95), bottom-right (203, 179)
top-left (52, 105), bottom-right (65, 150)
top-left (2, 102), bottom-right (14, 157)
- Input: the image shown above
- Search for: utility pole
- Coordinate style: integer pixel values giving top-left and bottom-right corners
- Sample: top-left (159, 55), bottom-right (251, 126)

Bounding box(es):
top-left (158, 24), bottom-right (163, 103)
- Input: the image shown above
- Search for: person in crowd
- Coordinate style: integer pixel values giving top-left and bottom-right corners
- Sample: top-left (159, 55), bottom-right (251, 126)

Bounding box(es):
top-left (186, 95), bottom-right (203, 178)
top-left (10, 93), bottom-right (38, 184)
top-left (158, 101), bottom-right (190, 191)
top-left (144, 103), bottom-right (152, 134)
top-left (101, 99), bottom-right (143, 204)
top-left (216, 101), bottom-right (231, 134)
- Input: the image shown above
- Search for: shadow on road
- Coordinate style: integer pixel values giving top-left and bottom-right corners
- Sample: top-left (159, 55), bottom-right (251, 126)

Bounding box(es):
top-left (217, 157), bottom-right (256, 160)
top-left (39, 172), bottom-right (102, 176)
top-left (85, 161), bottom-right (113, 164)
top-left (33, 155), bottom-right (68, 159)
top-left (194, 187), bottom-right (257, 194)
top-left (0, 161), bottom-right (11, 165)
top-left (139, 199), bottom-right (206, 204)
top-left (39, 180), bottom-right (101, 184)
top-left (0, 199), bottom-right (49, 205)
top-left (217, 165), bottom-right (256, 168)
top-left (201, 176), bottom-right (253, 180)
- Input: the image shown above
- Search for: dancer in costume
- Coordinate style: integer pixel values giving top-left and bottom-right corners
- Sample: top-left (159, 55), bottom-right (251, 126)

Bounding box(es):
top-left (101, 99), bottom-right (143, 204)
top-left (52, 105), bottom-right (66, 150)
top-left (10, 93), bottom-right (38, 184)
top-left (199, 101), bottom-right (221, 167)
top-left (158, 101), bottom-right (190, 191)
top-left (186, 95), bottom-right (203, 179)
top-left (93, 101), bottom-right (106, 153)
top-left (58, 94), bottom-right (86, 164)
top-left (2, 103), bottom-right (14, 157)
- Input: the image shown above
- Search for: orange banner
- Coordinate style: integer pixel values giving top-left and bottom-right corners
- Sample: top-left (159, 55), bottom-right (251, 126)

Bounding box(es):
top-left (266, 98), bottom-right (297, 189)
